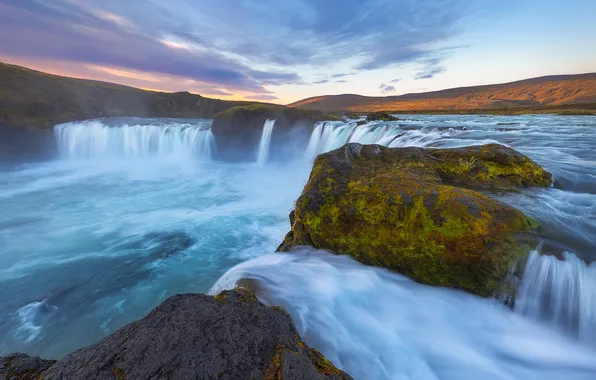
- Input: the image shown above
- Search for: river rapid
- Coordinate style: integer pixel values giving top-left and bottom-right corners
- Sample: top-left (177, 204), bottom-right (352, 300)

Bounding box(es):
top-left (0, 115), bottom-right (595, 379)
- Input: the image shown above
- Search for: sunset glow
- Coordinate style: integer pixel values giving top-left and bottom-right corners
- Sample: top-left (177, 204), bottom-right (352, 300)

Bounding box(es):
top-left (1, 0), bottom-right (594, 104)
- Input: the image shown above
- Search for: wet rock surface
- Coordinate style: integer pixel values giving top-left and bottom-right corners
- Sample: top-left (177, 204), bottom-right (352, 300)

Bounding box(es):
top-left (0, 353), bottom-right (56, 380)
top-left (211, 104), bottom-right (334, 161)
top-left (1, 289), bottom-right (351, 380)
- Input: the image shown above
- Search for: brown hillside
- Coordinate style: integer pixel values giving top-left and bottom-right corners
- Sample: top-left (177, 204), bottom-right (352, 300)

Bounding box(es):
top-left (0, 63), bottom-right (248, 129)
top-left (289, 74), bottom-right (596, 112)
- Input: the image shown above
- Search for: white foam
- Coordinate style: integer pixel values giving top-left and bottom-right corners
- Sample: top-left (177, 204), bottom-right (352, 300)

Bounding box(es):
top-left (212, 249), bottom-right (596, 380)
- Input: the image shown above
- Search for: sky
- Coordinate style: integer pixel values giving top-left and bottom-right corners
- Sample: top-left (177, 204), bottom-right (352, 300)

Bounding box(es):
top-left (1, 0), bottom-right (595, 104)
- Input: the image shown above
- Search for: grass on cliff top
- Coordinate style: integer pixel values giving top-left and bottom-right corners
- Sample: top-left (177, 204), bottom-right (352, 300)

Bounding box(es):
top-left (215, 102), bottom-right (338, 120)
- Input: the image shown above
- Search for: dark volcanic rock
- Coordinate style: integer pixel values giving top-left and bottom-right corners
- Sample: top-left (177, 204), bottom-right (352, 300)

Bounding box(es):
top-left (278, 143), bottom-right (551, 297)
top-left (2, 289), bottom-right (351, 380)
top-left (0, 353), bottom-right (56, 380)
top-left (211, 104), bottom-right (335, 161)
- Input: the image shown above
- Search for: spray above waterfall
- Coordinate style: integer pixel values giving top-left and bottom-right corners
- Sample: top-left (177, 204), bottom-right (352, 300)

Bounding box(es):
top-left (256, 119), bottom-right (276, 165)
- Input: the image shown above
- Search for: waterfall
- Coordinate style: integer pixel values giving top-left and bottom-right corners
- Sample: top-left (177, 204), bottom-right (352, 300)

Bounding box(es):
top-left (256, 119), bottom-right (276, 165)
top-left (54, 120), bottom-right (214, 160)
top-left (515, 249), bottom-right (596, 345)
top-left (305, 122), bottom-right (325, 161)
top-left (303, 120), bottom-right (463, 159)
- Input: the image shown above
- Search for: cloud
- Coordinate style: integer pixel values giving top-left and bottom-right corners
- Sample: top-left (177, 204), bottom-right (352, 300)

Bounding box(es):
top-left (312, 72), bottom-right (355, 85)
top-left (412, 53), bottom-right (455, 80)
top-left (380, 85), bottom-right (396, 93)
top-left (0, 0), bottom-right (468, 95)
top-left (331, 73), bottom-right (356, 79)
top-left (379, 78), bottom-right (400, 93)
top-left (0, 1), bottom-right (300, 94)
top-left (414, 66), bottom-right (446, 80)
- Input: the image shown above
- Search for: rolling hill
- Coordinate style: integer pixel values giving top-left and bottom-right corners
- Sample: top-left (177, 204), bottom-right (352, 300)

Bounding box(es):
top-left (289, 73), bottom-right (596, 113)
top-left (0, 63), bottom-right (248, 129)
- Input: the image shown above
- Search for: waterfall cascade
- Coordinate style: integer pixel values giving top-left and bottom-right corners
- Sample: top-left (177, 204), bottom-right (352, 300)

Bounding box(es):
top-left (54, 120), bottom-right (214, 160)
top-left (515, 249), bottom-right (596, 346)
top-left (256, 119), bottom-right (276, 165)
top-left (304, 121), bottom-right (463, 160)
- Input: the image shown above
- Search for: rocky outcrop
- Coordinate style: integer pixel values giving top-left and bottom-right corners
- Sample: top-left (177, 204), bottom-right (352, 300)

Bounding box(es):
top-left (278, 143), bottom-right (552, 297)
top-left (211, 104), bottom-right (335, 161)
top-left (365, 112), bottom-right (398, 122)
top-left (0, 63), bottom-right (246, 129)
top-left (0, 353), bottom-right (56, 380)
top-left (0, 118), bottom-right (56, 163)
top-left (0, 289), bottom-right (351, 380)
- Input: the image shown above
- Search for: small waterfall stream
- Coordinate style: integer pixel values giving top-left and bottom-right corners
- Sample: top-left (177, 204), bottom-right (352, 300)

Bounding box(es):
top-left (256, 119), bottom-right (276, 165)
top-left (515, 249), bottom-right (596, 345)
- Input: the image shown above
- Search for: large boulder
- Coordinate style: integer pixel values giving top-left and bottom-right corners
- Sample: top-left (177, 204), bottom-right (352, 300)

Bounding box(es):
top-left (278, 143), bottom-right (552, 297)
top-left (211, 104), bottom-right (334, 161)
top-left (1, 289), bottom-right (351, 380)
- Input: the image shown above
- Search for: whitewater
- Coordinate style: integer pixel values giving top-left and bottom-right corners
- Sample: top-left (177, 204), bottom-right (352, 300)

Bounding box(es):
top-left (1, 115), bottom-right (595, 379)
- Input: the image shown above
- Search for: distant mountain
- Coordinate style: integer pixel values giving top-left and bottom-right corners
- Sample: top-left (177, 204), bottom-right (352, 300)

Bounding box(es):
top-left (0, 63), bottom-right (248, 129)
top-left (289, 74), bottom-right (596, 112)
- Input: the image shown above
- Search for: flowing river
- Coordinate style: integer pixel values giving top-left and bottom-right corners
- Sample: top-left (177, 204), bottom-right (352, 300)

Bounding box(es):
top-left (0, 115), bottom-right (595, 379)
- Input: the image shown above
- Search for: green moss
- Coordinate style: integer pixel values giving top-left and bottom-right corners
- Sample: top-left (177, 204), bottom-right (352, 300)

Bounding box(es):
top-left (264, 345), bottom-right (283, 380)
top-left (432, 144), bottom-right (552, 190)
top-left (454, 156), bottom-right (476, 174)
top-left (213, 102), bottom-right (338, 122)
top-left (294, 334), bottom-right (305, 349)
top-left (214, 287), bottom-right (258, 304)
top-left (366, 111), bottom-right (399, 121)
top-left (307, 348), bottom-right (344, 377)
top-left (272, 305), bottom-right (291, 317)
top-left (113, 367), bottom-right (126, 380)
top-left (215, 103), bottom-right (284, 117)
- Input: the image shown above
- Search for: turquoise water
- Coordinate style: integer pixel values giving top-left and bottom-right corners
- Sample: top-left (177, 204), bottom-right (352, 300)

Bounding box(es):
top-left (1, 115), bottom-right (595, 379)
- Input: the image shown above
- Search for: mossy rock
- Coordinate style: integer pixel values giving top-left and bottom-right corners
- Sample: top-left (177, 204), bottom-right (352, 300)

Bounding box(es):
top-left (366, 112), bottom-right (399, 122)
top-left (278, 143), bottom-right (552, 297)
